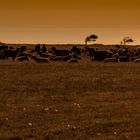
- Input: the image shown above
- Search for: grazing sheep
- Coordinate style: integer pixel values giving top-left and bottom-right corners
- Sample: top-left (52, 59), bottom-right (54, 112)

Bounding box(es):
top-left (0, 45), bottom-right (8, 50)
top-left (9, 46), bottom-right (15, 50)
top-left (69, 55), bottom-right (79, 63)
top-left (16, 56), bottom-right (30, 62)
top-left (67, 47), bottom-right (81, 63)
top-left (50, 55), bottom-right (71, 61)
top-left (130, 55), bottom-right (140, 61)
top-left (103, 53), bottom-right (120, 63)
top-left (23, 52), bottom-right (32, 57)
top-left (19, 45), bottom-right (27, 52)
top-left (89, 48), bottom-right (113, 61)
top-left (31, 56), bottom-right (49, 63)
top-left (134, 58), bottom-right (140, 63)
top-left (0, 50), bottom-right (5, 59)
top-left (70, 46), bottom-right (81, 56)
top-left (119, 56), bottom-right (130, 62)
top-left (41, 44), bottom-right (47, 53)
top-left (31, 44), bottom-right (41, 55)
top-left (51, 47), bottom-right (69, 56)
top-left (3, 48), bottom-right (21, 60)
top-left (103, 57), bottom-right (120, 63)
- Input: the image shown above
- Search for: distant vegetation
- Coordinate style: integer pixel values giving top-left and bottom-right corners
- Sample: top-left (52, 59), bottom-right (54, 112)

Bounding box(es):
top-left (85, 34), bottom-right (98, 45)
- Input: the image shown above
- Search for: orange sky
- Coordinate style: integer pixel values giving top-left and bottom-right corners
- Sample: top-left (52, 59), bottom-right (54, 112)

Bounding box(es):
top-left (0, 0), bottom-right (140, 44)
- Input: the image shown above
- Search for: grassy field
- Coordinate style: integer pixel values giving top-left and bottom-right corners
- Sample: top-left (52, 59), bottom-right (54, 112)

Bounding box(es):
top-left (0, 56), bottom-right (140, 140)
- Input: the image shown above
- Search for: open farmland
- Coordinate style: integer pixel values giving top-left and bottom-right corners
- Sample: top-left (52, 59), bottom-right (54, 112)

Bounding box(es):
top-left (0, 56), bottom-right (140, 140)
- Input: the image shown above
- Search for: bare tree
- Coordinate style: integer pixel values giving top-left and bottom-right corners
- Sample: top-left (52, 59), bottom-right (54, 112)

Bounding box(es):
top-left (85, 34), bottom-right (98, 45)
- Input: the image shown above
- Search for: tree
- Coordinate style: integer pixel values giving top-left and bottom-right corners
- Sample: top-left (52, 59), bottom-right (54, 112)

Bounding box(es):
top-left (122, 36), bottom-right (134, 45)
top-left (85, 34), bottom-right (98, 45)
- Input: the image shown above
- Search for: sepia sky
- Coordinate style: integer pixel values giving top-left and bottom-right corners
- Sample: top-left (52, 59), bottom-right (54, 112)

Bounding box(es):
top-left (0, 0), bottom-right (140, 44)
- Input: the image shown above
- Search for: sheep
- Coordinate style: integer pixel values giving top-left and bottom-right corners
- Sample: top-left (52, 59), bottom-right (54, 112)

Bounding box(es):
top-left (31, 56), bottom-right (49, 63)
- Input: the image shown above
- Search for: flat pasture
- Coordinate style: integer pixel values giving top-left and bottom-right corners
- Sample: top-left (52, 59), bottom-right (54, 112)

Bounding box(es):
top-left (0, 58), bottom-right (140, 140)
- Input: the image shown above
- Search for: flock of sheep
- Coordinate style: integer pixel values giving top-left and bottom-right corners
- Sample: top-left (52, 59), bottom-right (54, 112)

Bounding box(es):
top-left (0, 44), bottom-right (140, 63)
top-left (0, 44), bottom-right (81, 63)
